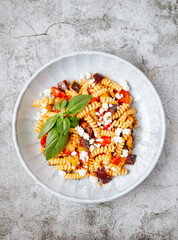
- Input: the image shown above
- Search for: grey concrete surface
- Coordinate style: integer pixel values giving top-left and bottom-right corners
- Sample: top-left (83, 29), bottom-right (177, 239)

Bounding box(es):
top-left (0, 0), bottom-right (178, 239)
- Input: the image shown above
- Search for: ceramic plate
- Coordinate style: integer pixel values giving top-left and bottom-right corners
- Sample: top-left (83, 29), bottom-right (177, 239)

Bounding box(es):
top-left (13, 51), bottom-right (165, 203)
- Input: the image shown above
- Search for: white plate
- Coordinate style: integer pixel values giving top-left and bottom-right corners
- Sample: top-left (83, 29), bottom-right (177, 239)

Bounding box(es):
top-left (13, 51), bottom-right (165, 203)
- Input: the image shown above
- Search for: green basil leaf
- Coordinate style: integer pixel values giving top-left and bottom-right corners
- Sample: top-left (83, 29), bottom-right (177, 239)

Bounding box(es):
top-left (45, 126), bottom-right (60, 160)
top-left (57, 117), bottom-right (70, 135)
top-left (45, 131), bottom-right (70, 160)
top-left (68, 116), bottom-right (79, 128)
top-left (55, 100), bottom-right (67, 110)
top-left (64, 95), bottom-right (92, 115)
top-left (38, 115), bottom-right (58, 139)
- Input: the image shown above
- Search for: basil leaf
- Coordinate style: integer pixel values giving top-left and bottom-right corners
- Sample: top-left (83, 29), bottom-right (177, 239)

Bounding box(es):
top-left (38, 115), bottom-right (58, 139)
top-left (45, 131), bottom-right (70, 160)
top-left (55, 100), bottom-right (67, 110)
top-left (64, 95), bottom-right (92, 115)
top-left (45, 126), bottom-right (60, 160)
top-left (68, 116), bottom-right (79, 128)
top-left (57, 117), bottom-right (70, 135)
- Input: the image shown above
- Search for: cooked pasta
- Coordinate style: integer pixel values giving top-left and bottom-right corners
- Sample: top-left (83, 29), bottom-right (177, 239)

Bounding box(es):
top-left (33, 72), bottom-right (137, 186)
top-left (76, 102), bottom-right (101, 119)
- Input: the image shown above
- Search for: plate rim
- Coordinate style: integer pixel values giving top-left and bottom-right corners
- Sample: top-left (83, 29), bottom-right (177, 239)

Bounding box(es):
top-left (12, 51), bottom-right (166, 203)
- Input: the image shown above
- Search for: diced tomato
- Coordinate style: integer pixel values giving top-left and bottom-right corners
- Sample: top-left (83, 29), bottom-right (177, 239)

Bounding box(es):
top-left (117, 90), bottom-right (130, 104)
top-left (99, 136), bottom-right (111, 146)
top-left (65, 95), bottom-right (72, 101)
top-left (56, 110), bottom-right (61, 113)
top-left (90, 97), bottom-right (99, 104)
top-left (112, 156), bottom-right (121, 165)
top-left (40, 135), bottom-right (47, 148)
top-left (103, 124), bottom-right (111, 130)
top-left (63, 149), bottom-right (72, 155)
top-left (51, 87), bottom-right (65, 98)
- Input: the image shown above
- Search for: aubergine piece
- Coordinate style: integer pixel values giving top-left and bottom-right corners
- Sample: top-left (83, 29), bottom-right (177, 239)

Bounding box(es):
top-left (108, 104), bottom-right (117, 114)
top-left (71, 81), bottom-right (80, 93)
top-left (80, 137), bottom-right (90, 150)
top-left (57, 80), bottom-right (69, 92)
top-left (94, 169), bottom-right (112, 184)
top-left (125, 154), bottom-right (136, 165)
top-left (93, 73), bottom-right (104, 83)
top-left (84, 126), bottom-right (93, 136)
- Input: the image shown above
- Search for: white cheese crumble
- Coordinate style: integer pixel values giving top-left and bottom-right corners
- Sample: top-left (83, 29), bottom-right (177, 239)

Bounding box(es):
top-left (90, 145), bottom-right (95, 152)
top-left (102, 103), bottom-right (109, 111)
top-left (89, 176), bottom-right (98, 184)
top-left (121, 149), bottom-right (129, 158)
top-left (91, 83), bottom-right (95, 87)
top-left (85, 72), bottom-right (91, 79)
top-left (89, 139), bottom-right (95, 144)
top-left (109, 104), bottom-right (113, 107)
top-left (97, 122), bottom-right (101, 126)
top-left (122, 128), bottom-right (131, 135)
top-left (115, 127), bottom-right (122, 136)
top-left (75, 126), bottom-right (84, 135)
top-left (112, 136), bottom-right (124, 144)
top-left (89, 79), bottom-right (95, 84)
top-left (115, 93), bottom-right (123, 100)
top-left (120, 80), bottom-right (130, 91)
top-left (117, 106), bottom-right (120, 110)
top-left (103, 112), bottom-right (112, 125)
top-left (71, 151), bottom-right (77, 156)
top-left (83, 132), bottom-right (90, 140)
top-left (79, 151), bottom-right (89, 161)
top-left (94, 144), bottom-right (101, 148)
top-left (34, 112), bottom-right (42, 121)
top-left (96, 112), bottom-right (100, 116)
top-left (99, 108), bottom-right (105, 114)
top-left (41, 103), bottom-right (47, 107)
top-left (72, 166), bottom-right (75, 170)
top-left (78, 168), bottom-right (87, 176)
top-left (41, 108), bottom-right (48, 116)
top-left (79, 74), bottom-right (85, 80)
top-left (58, 170), bottom-right (66, 177)
top-left (96, 138), bottom-right (103, 142)
top-left (40, 89), bottom-right (51, 97)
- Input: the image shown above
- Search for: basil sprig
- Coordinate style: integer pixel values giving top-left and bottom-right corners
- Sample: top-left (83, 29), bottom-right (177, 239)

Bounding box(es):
top-left (38, 94), bottom-right (91, 160)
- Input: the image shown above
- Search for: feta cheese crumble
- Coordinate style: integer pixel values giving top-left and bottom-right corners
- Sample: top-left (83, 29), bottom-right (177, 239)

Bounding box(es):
top-left (71, 151), bottom-right (77, 156)
top-left (102, 102), bottom-right (109, 111)
top-left (34, 112), bottom-right (42, 121)
top-left (41, 108), bottom-right (48, 116)
top-left (121, 149), bottom-right (129, 158)
top-left (79, 151), bottom-right (89, 161)
top-left (40, 89), bottom-right (51, 98)
top-left (89, 139), bottom-right (95, 144)
top-left (122, 128), bottom-right (131, 135)
top-left (112, 136), bottom-right (124, 144)
top-left (90, 145), bottom-right (95, 152)
top-left (79, 74), bottom-right (85, 80)
top-left (89, 176), bottom-right (98, 184)
top-left (78, 169), bottom-right (87, 176)
top-left (120, 80), bottom-right (130, 91)
top-left (115, 93), bottom-right (123, 100)
top-left (85, 72), bottom-right (91, 79)
top-left (58, 170), bottom-right (66, 177)
top-left (115, 127), bottom-right (122, 136)
top-left (99, 108), bottom-right (105, 114)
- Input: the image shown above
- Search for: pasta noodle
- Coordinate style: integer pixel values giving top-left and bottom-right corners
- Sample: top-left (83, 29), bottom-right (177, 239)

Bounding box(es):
top-left (33, 72), bottom-right (137, 185)
top-left (76, 102), bottom-right (101, 119)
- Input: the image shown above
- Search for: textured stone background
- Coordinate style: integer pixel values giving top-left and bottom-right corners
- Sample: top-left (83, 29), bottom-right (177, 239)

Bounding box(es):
top-left (0, 0), bottom-right (178, 239)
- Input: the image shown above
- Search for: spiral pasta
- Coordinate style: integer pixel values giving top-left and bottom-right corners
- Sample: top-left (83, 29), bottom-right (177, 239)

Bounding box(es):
top-left (76, 102), bottom-right (101, 119)
top-left (101, 78), bottom-right (123, 92)
top-left (93, 88), bottom-right (108, 98)
top-left (33, 72), bottom-right (137, 186)
top-left (100, 96), bottom-right (118, 105)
